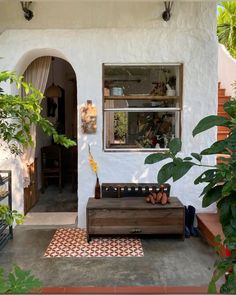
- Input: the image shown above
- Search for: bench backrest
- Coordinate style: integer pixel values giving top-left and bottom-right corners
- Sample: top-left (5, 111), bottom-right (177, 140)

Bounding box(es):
top-left (101, 183), bottom-right (170, 198)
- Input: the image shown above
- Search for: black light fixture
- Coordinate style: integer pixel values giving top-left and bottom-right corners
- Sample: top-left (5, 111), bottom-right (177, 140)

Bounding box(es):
top-left (162, 1), bottom-right (173, 22)
top-left (45, 58), bottom-right (62, 98)
top-left (20, 2), bottom-right (34, 21)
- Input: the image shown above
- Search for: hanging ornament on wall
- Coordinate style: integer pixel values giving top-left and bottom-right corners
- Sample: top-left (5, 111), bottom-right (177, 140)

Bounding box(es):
top-left (81, 100), bottom-right (97, 134)
top-left (20, 2), bottom-right (34, 21)
top-left (162, 1), bottom-right (173, 22)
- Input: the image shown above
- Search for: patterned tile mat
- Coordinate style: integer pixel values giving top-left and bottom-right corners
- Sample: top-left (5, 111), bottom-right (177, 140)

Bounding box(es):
top-left (44, 228), bottom-right (144, 258)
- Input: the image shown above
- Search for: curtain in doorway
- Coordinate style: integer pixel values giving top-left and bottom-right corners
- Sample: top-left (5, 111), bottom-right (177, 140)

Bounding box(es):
top-left (21, 56), bottom-right (52, 187)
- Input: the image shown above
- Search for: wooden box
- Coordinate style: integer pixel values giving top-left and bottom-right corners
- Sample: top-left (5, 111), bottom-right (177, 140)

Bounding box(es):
top-left (86, 196), bottom-right (184, 242)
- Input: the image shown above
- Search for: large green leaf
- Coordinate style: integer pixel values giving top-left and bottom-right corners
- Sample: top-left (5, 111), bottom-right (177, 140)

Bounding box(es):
top-left (202, 185), bottom-right (223, 208)
top-left (144, 153), bottom-right (170, 164)
top-left (191, 152), bottom-right (202, 162)
top-left (231, 203), bottom-right (236, 220)
top-left (173, 157), bottom-right (183, 165)
top-left (224, 100), bottom-right (236, 117)
top-left (200, 182), bottom-right (216, 197)
top-left (222, 180), bottom-right (236, 197)
top-left (199, 172), bottom-right (224, 196)
top-left (226, 132), bottom-right (236, 151)
top-left (183, 157), bottom-right (192, 161)
top-left (8, 264), bottom-right (42, 293)
top-left (201, 140), bottom-right (229, 155)
top-left (218, 198), bottom-right (231, 225)
top-left (230, 219), bottom-right (236, 230)
top-left (223, 224), bottom-right (236, 238)
top-left (168, 138), bottom-right (182, 156)
top-left (172, 162), bottom-right (195, 182)
top-left (194, 169), bottom-right (218, 184)
top-left (157, 162), bottom-right (174, 184)
top-left (208, 280), bottom-right (218, 294)
top-left (0, 268), bottom-right (8, 294)
top-left (208, 264), bottom-right (229, 293)
top-left (193, 115), bottom-right (230, 137)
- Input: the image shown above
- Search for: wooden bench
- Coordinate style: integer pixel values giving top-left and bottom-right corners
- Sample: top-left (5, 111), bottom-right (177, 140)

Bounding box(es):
top-left (86, 183), bottom-right (185, 242)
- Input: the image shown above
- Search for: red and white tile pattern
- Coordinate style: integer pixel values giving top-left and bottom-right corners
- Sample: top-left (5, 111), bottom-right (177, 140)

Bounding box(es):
top-left (44, 228), bottom-right (144, 258)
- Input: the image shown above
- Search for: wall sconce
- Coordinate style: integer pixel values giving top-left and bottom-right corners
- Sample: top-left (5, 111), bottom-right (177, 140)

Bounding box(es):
top-left (45, 57), bottom-right (62, 98)
top-left (20, 2), bottom-right (34, 21)
top-left (162, 1), bottom-right (173, 22)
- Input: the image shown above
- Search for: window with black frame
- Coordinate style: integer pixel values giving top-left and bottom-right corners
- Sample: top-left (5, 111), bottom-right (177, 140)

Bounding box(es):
top-left (103, 64), bottom-right (183, 151)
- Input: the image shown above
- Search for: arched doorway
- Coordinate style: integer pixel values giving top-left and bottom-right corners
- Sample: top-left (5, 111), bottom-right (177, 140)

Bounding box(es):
top-left (21, 55), bottom-right (78, 223)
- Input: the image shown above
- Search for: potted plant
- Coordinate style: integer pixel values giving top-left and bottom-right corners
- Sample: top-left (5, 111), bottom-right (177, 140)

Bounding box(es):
top-left (145, 99), bottom-right (236, 293)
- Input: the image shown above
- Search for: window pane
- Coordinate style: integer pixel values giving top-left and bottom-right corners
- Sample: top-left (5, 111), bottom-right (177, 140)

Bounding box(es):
top-left (104, 65), bottom-right (180, 97)
top-left (105, 111), bottom-right (180, 149)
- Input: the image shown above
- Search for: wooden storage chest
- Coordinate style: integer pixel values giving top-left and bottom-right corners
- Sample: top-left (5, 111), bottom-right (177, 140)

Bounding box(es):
top-left (86, 196), bottom-right (185, 242)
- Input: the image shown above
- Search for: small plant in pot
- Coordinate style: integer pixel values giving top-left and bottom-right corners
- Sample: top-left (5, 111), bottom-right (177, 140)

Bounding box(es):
top-left (145, 99), bottom-right (236, 293)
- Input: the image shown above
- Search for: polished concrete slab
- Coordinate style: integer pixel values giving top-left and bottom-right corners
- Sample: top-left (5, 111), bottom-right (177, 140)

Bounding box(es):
top-left (31, 184), bottom-right (77, 212)
top-left (0, 225), bottom-right (216, 288)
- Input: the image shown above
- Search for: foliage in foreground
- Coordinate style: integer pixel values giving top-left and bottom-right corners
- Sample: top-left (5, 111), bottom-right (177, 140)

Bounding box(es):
top-left (145, 100), bottom-right (236, 293)
top-left (0, 204), bottom-right (24, 225)
top-left (217, 2), bottom-right (236, 59)
top-left (0, 264), bottom-right (42, 294)
top-left (0, 71), bottom-right (76, 155)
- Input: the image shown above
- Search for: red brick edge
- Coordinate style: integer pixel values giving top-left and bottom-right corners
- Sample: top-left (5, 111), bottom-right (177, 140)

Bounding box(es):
top-left (38, 286), bottom-right (208, 294)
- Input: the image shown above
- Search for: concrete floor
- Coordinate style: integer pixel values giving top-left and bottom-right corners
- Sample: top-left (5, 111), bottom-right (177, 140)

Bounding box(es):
top-left (31, 184), bottom-right (77, 212)
top-left (0, 225), bottom-right (216, 288)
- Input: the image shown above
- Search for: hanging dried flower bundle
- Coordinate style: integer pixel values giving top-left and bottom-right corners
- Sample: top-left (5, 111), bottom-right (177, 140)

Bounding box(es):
top-left (88, 144), bottom-right (98, 178)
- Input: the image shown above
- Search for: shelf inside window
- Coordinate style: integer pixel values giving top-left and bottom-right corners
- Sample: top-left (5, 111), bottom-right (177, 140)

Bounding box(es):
top-left (104, 95), bottom-right (180, 100)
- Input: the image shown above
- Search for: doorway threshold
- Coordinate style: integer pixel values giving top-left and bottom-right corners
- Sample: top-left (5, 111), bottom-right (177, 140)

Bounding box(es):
top-left (24, 212), bottom-right (77, 226)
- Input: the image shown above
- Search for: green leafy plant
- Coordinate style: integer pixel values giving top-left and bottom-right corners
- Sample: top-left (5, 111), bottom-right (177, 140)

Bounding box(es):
top-left (0, 71), bottom-right (76, 227)
top-left (0, 71), bottom-right (76, 155)
top-left (114, 112), bottom-right (128, 142)
top-left (0, 205), bottom-right (24, 225)
top-left (218, 2), bottom-right (236, 58)
top-left (145, 100), bottom-right (236, 293)
top-left (0, 71), bottom-right (77, 292)
top-left (0, 264), bottom-right (42, 294)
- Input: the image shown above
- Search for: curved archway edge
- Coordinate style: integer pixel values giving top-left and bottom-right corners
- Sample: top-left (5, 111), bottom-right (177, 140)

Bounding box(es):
top-left (14, 48), bottom-right (76, 76)
top-left (14, 48), bottom-right (79, 221)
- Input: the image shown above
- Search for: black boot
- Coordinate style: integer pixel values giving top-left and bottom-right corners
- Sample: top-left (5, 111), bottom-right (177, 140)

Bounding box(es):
top-left (185, 206), bottom-right (190, 238)
top-left (187, 205), bottom-right (198, 237)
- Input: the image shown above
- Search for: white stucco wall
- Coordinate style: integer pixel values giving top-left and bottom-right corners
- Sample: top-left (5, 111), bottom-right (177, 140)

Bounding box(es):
top-left (0, 1), bottom-right (218, 227)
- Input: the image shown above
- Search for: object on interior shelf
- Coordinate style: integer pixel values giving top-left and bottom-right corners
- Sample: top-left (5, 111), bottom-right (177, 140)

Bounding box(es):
top-left (81, 100), bottom-right (97, 134)
top-left (150, 82), bottom-right (166, 96)
top-left (110, 87), bottom-right (124, 96)
top-left (104, 87), bottom-right (110, 97)
top-left (166, 83), bottom-right (176, 96)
